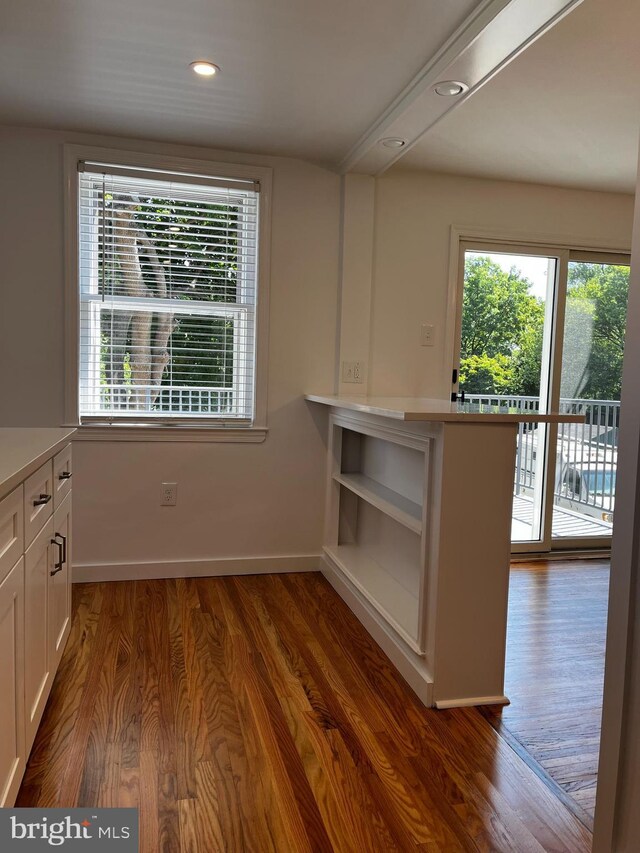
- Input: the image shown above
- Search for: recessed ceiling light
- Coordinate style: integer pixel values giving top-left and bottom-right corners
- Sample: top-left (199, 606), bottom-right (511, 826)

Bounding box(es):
top-left (434, 80), bottom-right (468, 97)
top-left (379, 137), bottom-right (406, 149)
top-left (190, 60), bottom-right (220, 77)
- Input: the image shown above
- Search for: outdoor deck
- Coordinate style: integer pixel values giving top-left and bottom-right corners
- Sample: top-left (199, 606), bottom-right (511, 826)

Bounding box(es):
top-left (512, 494), bottom-right (613, 542)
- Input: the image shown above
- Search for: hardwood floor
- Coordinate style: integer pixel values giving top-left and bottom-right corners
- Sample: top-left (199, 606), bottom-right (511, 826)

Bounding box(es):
top-left (485, 559), bottom-right (609, 829)
top-left (17, 573), bottom-right (592, 852)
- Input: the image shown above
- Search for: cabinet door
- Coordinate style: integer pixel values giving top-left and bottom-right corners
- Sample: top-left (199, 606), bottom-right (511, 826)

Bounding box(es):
top-left (24, 518), bottom-right (53, 753)
top-left (0, 557), bottom-right (25, 806)
top-left (49, 493), bottom-right (72, 668)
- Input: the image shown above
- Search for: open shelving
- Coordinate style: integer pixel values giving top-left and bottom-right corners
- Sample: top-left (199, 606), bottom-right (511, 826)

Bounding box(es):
top-left (315, 398), bottom-right (536, 709)
top-left (333, 471), bottom-right (422, 534)
top-left (325, 424), bottom-right (428, 653)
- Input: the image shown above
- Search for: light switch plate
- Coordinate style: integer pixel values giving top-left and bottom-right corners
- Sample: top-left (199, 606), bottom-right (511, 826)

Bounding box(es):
top-left (420, 324), bottom-right (435, 346)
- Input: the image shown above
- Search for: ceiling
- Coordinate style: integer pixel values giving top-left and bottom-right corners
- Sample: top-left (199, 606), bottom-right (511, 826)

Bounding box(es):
top-left (395, 0), bottom-right (640, 193)
top-left (0, 0), bottom-right (637, 192)
top-left (0, 0), bottom-right (481, 163)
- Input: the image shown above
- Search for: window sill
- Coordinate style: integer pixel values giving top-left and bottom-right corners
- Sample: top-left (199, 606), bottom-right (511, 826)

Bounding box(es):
top-left (69, 424), bottom-right (268, 443)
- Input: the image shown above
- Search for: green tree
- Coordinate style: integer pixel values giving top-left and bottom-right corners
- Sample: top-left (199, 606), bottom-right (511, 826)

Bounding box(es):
top-left (461, 256), bottom-right (544, 395)
top-left (460, 257), bottom-right (629, 401)
top-left (459, 353), bottom-right (514, 393)
top-left (100, 191), bottom-right (239, 411)
top-left (562, 263), bottom-right (629, 400)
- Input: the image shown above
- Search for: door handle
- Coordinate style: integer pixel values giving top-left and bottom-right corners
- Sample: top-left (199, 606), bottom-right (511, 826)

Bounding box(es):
top-left (50, 533), bottom-right (67, 576)
top-left (34, 493), bottom-right (52, 506)
top-left (58, 471), bottom-right (72, 481)
top-left (49, 533), bottom-right (64, 577)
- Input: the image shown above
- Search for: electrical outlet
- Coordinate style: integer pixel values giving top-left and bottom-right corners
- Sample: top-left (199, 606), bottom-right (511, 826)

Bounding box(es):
top-left (342, 361), bottom-right (365, 384)
top-left (161, 482), bottom-right (178, 506)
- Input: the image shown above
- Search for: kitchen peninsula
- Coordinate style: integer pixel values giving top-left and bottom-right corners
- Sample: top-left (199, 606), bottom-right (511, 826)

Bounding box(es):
top-left (306, 395), bottom-right (583, 709)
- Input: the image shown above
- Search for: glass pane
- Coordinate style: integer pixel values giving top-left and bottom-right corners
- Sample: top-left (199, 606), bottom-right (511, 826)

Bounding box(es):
top-left (553, 262), bottom-right (629, 539)
top-left (79, 173), bottom-right (258, 305)
top-left (78, 170), bottom-right (259, 421)
top-left (461, 250), bottom-right (557, 543)
top-left (80, 306), bottom-right (248, 418)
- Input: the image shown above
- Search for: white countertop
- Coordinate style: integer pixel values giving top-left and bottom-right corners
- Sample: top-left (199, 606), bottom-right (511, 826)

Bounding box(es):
top-left (305, 394), bottom-right (585, 424)
top-left (0, 428), bottom-right (77, 500)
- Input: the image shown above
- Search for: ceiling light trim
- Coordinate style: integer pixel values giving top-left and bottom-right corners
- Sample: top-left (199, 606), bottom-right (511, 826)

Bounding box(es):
top-left (190, 60), bottom-right (220, 77)
top-left (433, 81), bottom-right (469, 97)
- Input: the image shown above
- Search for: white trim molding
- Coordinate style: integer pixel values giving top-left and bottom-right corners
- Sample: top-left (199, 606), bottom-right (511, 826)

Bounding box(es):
top-left (434, 695), bottom-right (509, 710)
top-left (341, 0), bottom-right (584, 174)
top-left (71, 425), bottom-right (268, 443)
top-left (73, 553), bottom-right (321, 583)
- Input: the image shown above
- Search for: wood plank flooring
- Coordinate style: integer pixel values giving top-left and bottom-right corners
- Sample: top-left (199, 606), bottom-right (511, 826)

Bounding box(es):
top-left (17, 573), bottom-right (592, 852)
top-left (485, 559), bottom-right (609, 829)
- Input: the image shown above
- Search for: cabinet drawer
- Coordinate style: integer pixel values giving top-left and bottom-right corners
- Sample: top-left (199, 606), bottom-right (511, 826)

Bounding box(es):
top-left (24, 461), bottom-right (54, 547)
top-left (0, 487), bottom-right (23, 584)
top-left (52, 444), bottom-right (73, 509)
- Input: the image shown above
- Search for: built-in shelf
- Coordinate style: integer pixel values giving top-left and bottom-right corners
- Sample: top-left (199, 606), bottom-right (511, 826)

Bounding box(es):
top-left (333, 472), bottom-right (422, 534)
top-left (324, 544), bottom-right (422, 654)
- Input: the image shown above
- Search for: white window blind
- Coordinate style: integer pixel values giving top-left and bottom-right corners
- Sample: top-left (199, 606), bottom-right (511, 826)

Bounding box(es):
top-left (78, 163), bottom-right (259, 423)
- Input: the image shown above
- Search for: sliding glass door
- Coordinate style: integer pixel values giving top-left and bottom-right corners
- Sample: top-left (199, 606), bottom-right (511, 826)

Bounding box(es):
top-left (552, 257), bottom-right (629, 546)
top-left (455, 243), bottom-right (629, 552)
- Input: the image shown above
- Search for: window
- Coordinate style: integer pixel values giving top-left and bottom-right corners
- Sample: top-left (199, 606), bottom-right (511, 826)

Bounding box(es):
top-left (71, 154), bottom-right (269, 429)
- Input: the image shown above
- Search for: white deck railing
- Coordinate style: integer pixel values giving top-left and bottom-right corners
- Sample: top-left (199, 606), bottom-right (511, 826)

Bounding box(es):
top-left (466, 394), bottom-right (620, 515)
top-left (98, 384), bottom-right (235, 415)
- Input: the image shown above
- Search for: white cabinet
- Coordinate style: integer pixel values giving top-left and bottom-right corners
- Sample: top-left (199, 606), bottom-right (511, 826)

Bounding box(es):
top-left (49, 493), bottom-right (72, 670)
top-left (0, 432), bottom-right (74, 804)
top-left (0, 557), bottom-right (25, 806)
top-left (24, 518), bottom-right (54, 753)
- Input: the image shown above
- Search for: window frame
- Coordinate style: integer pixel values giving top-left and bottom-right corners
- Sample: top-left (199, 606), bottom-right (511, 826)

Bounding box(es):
top-left (64, 145), bottom-right (272, 441)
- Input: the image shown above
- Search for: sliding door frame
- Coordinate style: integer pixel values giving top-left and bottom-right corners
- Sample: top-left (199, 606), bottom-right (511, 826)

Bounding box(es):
top-left (447, 227), bottom-right (630, 554)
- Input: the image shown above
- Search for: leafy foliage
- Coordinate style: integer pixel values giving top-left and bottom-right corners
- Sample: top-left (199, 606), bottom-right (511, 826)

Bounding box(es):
top-left (460, 256), bottom-right (629, 400)
top-left (460, 256), bottom-right (543, 395)
top-left (562, 264), bottom-right (629, 400)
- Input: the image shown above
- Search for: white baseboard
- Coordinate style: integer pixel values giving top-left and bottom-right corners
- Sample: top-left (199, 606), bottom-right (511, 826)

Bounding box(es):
top-left (434, 695), bottom-right (510, 710)
top-left (73, 553), bottom-right (322, 583)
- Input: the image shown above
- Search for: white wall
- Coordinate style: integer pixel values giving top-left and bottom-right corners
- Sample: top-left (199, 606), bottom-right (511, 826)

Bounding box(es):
top-left (593, 145), bottom-right (640, 852)
top-left (0, 127), bottom-right (341, 576)
top-left (365, 170), bottom-right (634, 399)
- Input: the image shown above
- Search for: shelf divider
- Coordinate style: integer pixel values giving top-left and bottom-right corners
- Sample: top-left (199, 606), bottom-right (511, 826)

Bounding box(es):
top-left (333, 472), bottom-right (422, 534)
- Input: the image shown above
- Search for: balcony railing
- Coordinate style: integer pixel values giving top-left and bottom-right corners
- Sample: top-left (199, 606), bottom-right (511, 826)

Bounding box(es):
top-left (95, 384), bottom-right (237, 416)
top-left (466, 394), bottom-right (620, 518)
